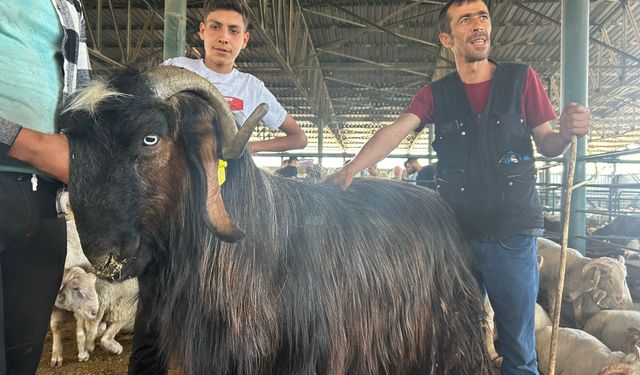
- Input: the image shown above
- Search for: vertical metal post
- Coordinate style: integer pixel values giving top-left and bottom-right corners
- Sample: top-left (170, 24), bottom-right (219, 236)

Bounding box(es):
top-left (96, 0), bottom-right (103, 50)
top-left (164, 0), bottom-right (187, 60)
top-left (318, 119), bottom-right (324, 166)
top-left (561, 0), bottom-right (589, 253)
top-left (126, 0), bottom-right (132, 62)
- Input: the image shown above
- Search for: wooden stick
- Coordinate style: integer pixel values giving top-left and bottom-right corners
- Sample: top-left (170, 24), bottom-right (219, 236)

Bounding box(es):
top-left (547, 135), bottom-right (578, 375)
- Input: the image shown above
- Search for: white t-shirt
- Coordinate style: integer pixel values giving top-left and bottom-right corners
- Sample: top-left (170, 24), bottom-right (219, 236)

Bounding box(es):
top-left (163, 57), bottom-right (287, 131)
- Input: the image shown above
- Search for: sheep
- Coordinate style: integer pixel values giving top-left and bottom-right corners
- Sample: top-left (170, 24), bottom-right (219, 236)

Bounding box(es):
top-left (584, 310), bottom-right (640, 354)
top-left (78, 275), bottom-right (138, 358)
top-left (50, 266), bottom-right (99, 367)
top-left (537, 237), bottom-right (633, 327)
top-left (60, 65), bottom-right (493, 374)
top-left (49, 191), bottom-right (92, 367)
top-left (51, 266), bottom-right (137, 365)
top-left (536, 326), bottom-right (640, 375)
top-left (534, 285), bottom-right (640, 375)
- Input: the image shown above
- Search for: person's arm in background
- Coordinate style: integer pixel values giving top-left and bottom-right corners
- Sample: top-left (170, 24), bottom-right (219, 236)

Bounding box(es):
top-left (2, 120), bottom-right (70, 183)
top-left (249, 114), bottom-right (307, 153)
top-left (324, 113), bottom-right (422, 191)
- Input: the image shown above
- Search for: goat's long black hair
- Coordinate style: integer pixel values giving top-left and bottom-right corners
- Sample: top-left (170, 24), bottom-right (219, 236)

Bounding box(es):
top-left (139, 94), bottom-right (492, 375)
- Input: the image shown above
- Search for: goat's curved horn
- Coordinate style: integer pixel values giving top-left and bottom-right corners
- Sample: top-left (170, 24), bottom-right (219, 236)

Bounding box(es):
top-left (143, 66), bottom-right (239, 157)
top-left (597, 362), bottom-right (634, 375)
top-left (222, 103), bottom-right (269, 159)
top-left (582, 258), bottom-right (617, 276)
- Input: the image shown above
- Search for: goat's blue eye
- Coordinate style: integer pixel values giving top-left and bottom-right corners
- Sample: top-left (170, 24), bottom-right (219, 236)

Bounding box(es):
top-left (143, 135), bottom-right (159, 146)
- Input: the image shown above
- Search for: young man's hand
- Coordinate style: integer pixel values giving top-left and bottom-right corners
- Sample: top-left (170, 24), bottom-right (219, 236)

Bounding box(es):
top-left (559, 102), bottom-right (590, 142)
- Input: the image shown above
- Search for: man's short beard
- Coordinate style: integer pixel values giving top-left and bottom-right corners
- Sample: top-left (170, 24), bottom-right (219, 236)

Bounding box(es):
top-left (464, 49), bottom-right (490, 63)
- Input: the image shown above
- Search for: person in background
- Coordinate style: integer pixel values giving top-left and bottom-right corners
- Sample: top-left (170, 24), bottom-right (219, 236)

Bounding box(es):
top-left (0, 1), bottom-right (91, 373)
top-left (404, 158), bottom-right (436, 187)
top-left (367, 163), bottom-right (381, 177)
top-left (366, 163), bottom-right (388, 178)
top-left (325, 1), bottom-right (590, 374)
top-left (276, 156), bottom-right (299, 178)
top-left (391, 165), bottom-right (405, 181)
top-left (418, 162), bottom-right (437, 189)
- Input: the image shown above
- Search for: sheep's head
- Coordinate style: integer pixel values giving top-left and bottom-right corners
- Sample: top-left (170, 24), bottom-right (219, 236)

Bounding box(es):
top-left (61, 66), bottom-right (266, 280)
top-left (582, 257), bottom-right (633, 310)
top-left (55, 267), bottom-right (99, 320)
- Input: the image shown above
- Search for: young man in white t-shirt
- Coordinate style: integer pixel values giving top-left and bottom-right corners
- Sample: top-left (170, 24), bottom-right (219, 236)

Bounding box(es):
top-left (163, 0), bottom-right (307, 154)
top-left (129, 2), bottom-right (307, 374)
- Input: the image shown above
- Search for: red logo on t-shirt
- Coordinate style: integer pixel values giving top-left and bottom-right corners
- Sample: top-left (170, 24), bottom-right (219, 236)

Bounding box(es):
top-left (224, 96), bottom-right (244, 111)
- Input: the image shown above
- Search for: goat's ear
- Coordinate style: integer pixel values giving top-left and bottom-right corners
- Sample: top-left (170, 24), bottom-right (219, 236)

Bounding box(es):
top-left (183, 120), bottom-right (245, 243)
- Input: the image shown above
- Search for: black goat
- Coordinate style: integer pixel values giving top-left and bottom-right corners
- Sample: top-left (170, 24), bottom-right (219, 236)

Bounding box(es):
top-left (61, 66), bottom-right (492, 375)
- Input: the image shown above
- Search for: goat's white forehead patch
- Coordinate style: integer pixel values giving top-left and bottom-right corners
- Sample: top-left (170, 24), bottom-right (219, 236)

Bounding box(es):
top-left (64, 80), bottom-right (131, 115)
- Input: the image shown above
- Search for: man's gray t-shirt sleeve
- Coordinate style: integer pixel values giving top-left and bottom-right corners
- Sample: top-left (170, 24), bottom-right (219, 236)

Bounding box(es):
top-left (0, 118), bottom-right (21, 155)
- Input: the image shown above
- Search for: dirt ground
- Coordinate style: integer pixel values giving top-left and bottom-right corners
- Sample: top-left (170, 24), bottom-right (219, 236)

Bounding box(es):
top-left (36, 312), bottom-right (132, 375)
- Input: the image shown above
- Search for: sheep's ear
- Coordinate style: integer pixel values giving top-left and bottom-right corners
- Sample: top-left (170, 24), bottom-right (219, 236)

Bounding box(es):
top-left (183, 120), bottom-right (245, 243)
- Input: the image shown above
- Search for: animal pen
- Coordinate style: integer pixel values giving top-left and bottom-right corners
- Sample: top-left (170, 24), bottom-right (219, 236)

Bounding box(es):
top-left (537, 148), bottom-right (640, 301)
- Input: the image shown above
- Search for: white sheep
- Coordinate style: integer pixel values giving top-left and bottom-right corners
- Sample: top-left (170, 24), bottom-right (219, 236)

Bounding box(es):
top-left (584, 310), bottom-right (640, 355)
top-left (75, 275), bottom-right (138, 360)
top-left (536, 326), bottom-right (640, 375)
top-left (538, 237), bottom-right (633, 327)
top-left (51, 266), bottom-right (138, 364)
top-left (50, 266), bottom-right (99, 367)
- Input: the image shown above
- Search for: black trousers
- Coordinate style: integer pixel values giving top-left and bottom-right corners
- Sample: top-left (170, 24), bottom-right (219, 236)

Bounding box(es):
top-left (0, 172), bottom-right (66, 375)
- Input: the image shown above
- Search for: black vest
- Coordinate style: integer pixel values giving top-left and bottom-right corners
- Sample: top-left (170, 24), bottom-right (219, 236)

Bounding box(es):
top-left (431, 62), bottom-right (543, 240)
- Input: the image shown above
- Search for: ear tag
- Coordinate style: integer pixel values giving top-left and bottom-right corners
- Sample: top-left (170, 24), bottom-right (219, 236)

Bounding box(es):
top-left (218, 159), bottom-right (227, 185)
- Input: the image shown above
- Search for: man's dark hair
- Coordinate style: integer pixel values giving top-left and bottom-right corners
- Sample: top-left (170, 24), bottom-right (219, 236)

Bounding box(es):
top-left (204, 0), bottom-right (250, 29)
top-left (404, 157), bottom-right (418, 167)
top-left (437, 0), bottom-right (486, 34)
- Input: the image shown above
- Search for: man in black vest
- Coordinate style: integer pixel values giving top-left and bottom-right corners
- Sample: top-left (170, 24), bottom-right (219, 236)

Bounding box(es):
top-left (325, 1), bottom-right (590, 374)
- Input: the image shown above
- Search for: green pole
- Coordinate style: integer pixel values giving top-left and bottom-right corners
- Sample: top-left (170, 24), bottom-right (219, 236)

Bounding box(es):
top-left (164, 0), bottom-right (187, 60)
top-left (561, 0), bottom-right (589, 254)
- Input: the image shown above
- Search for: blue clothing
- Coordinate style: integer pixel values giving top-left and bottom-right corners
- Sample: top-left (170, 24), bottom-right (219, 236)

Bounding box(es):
top-left (471, 235), bottom-right (539, 375)
top-left (0, 1), bottom-right (63, 173)
top-left (0, 0), bottom-right (91, 172)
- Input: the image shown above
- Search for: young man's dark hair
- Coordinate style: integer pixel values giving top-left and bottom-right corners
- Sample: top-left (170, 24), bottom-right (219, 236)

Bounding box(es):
top-left (437, 0), bottom-right (487, 34)
top-left (205, 0), bottom-right (250, 29)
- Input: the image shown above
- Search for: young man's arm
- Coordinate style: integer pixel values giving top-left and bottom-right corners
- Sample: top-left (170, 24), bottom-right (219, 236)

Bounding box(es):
top-left (532, 102), bottom-right (590, 157)
top-left (6, 127), bottom-right (70, 183)
top-left (325, 113), bottom-right (422, 191)
top-left (249, 114), bottom-right (308, 153)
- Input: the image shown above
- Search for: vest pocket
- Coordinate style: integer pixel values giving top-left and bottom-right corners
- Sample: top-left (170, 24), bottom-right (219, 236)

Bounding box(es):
top-left (437, 170), bottom-right (479, 232)
top-left (433, 119), bottom-right (470, 168)
top-left (497, 161), bottom-right (543, 228)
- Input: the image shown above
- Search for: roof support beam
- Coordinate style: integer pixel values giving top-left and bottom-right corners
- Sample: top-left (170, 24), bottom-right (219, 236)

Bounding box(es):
top-left (306, 3), bottom-right (437, 59)
top-left (510, 0), bottom-right (640, 65)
